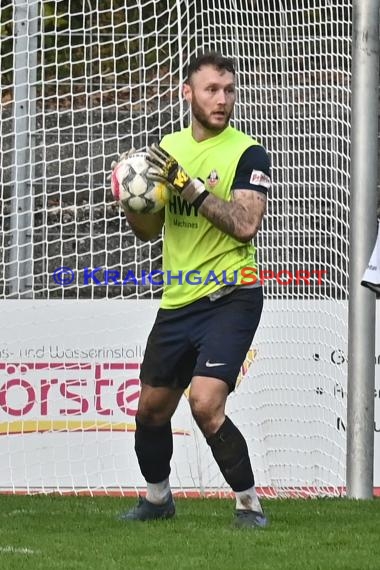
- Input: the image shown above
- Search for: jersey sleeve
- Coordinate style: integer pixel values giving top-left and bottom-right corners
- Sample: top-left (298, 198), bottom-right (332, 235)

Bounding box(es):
top-left (231, 145), bottom-right (271, 194)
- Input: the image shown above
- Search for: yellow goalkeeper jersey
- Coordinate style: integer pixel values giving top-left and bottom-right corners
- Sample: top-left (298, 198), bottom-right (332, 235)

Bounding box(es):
top-left (160, 125), bottom-right (259, 309)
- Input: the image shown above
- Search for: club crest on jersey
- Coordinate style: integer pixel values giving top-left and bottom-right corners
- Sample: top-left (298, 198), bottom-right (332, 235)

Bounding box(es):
top-left (206, 169), bottom-right (220, 188)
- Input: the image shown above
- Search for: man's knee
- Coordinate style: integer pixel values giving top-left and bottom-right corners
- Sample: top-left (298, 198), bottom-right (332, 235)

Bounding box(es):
top-left (136, 407), bottom-right (170, 427)
top-left (189, 396), bottom-right (224, 436)
top-left (137, 385), bottom-right (182, 426)
top-left (189, 377), bottom-right (228, 436)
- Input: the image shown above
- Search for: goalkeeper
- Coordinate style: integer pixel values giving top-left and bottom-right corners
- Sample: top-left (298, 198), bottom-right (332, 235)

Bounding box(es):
top-left (115, 51), bottom-right (270, 528)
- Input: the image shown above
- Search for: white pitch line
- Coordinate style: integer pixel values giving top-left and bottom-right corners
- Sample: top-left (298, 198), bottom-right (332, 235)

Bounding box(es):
top-left (2, 509), bottom-right (38, 516)
top-left (0, 546), bottom-right (39, 555)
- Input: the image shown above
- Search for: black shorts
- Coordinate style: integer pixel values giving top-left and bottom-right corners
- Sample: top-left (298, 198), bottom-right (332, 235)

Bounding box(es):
top-left (140, 287), bottom-right (263, 392)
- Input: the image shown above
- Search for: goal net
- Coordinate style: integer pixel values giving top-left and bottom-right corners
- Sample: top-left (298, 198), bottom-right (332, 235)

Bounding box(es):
top-left (0, 0), bottom-right (351, 497)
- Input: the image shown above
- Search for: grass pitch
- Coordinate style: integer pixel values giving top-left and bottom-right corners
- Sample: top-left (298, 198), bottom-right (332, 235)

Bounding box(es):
top-left (0, 495), bottom-right (379, 570)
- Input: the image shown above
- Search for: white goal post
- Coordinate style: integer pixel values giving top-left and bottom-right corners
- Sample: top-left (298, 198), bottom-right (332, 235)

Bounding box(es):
top-left (0, 0), bottom-right (370, 497)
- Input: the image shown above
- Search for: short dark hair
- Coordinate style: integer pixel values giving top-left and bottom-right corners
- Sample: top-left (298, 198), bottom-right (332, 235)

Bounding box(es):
top-left (185, 51), bottom-right (236, 83)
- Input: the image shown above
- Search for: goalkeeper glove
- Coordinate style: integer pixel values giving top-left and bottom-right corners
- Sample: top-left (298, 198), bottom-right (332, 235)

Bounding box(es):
top-left (146, 143), bottom-right (209, 208)
top-left (110, 147), bottom-right (136, 172)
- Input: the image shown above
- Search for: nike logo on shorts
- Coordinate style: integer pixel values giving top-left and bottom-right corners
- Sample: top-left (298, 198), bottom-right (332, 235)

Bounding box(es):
top-left (205, 360), bottom-right (227, 367)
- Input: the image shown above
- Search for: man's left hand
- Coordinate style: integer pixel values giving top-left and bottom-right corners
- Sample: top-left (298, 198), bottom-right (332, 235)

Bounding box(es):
top-left (146, 144), bottom-right (206, 204)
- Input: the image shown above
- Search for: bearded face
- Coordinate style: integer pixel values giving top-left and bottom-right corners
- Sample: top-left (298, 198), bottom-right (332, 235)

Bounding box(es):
top-left (183, 65), bottom-right (236, 137)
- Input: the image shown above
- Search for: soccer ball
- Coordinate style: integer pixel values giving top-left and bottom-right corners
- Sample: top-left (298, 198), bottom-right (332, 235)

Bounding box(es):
top-left (111, 151), bottom-right (169, 214)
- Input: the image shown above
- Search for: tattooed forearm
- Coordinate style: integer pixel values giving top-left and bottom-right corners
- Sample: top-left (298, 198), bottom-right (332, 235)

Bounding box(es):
top-left (199, 193), bottom-right (239, 235)
top-left (198, 189), bottom-right (266, 243)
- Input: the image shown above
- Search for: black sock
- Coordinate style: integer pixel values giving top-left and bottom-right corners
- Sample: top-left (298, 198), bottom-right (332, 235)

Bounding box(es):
top-left (134, 417), bottom-right (173, 483)
top-left (206, 416), bottom-right (254, 492)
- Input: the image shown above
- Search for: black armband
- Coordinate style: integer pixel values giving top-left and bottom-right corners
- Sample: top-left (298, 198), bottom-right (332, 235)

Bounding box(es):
top-left (192, 189), bottom-right (210, 210)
